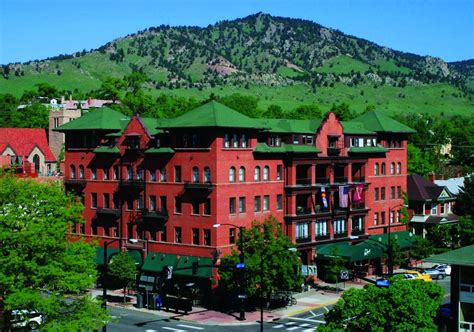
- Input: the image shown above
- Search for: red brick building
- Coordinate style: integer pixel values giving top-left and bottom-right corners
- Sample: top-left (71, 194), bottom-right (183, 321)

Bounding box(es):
top-left (56, 101), bottom-right (415, 283)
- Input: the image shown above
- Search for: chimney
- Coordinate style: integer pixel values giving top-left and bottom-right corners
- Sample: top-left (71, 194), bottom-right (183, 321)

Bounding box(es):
top-left (428, 172), bottom-right (436, 183)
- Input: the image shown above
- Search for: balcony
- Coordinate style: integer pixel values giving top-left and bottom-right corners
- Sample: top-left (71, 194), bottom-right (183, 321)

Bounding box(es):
top-left (333, 176), bottom-right (348, 184)
top-left (184, 181), bottom-right (214, 192)
top-left (315, 177), bottom-right (330, 184)
top-left (142, 209), bottom-right (169, 223)
top-left (119, 179), bottom-right (145, 189)
top-left (315, 234), bottom-right (331, 241)
top-left (351, 228), bottom-right (365, 236)
top-left (96, 208), bottom-right (120, 217)
top-left (295, 178), bottom-right (312, 186)
top-left (296, 207), bottom-right (313, 216)
top-left (334, 232), bottom-right (348, 239)
top-left (351, 202), bottom-right (367, 210)
top-left (64, 177), bottom-right (86, 186)
top-left (352, 176), bottom-right (365, 183)
top-left (296, 236), bottom-right (312, 244)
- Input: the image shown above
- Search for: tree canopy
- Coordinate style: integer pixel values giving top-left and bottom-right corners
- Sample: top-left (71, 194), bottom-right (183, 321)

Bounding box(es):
top-left (319, 278), bottom-right (444, 331)
top-left (108, 252), bottom-right (137, 303)
top-left (0, 175), bottom-right (107, 330)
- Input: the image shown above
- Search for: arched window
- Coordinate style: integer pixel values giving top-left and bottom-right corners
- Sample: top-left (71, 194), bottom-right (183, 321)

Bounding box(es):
top-left (374, 163), bottom-right (379, 176)
top-left (254, 166), bottom-right (261, 181)
top-left (79, 165), bottom-right (85, 179)
top-left (126, 166), bottom-right (133, 180)
top-left (390, 162), bottom-right (395, 175)
top-left (91, 166), bottom-right (97, 180)
top-left (381, 163), bottom-right (386, 175)
top-left (137, 167), bottom-right (143, 180)
top-left (192, 167), bottom-right (199, 183)
top-left (70, 165), bottom-right (76, 179)
top-left (239, 167), bottom-right (245, 182)
top-left (263, 166), bottom-right (270, 181)
top-left (229, 167), bottom-right (235, 182)
top-left (32, 154), bottom-right (40, 174)
top-left (204, 167), bottom-right (211, 183)
top-left (397, 162), bottom-right (402, 174)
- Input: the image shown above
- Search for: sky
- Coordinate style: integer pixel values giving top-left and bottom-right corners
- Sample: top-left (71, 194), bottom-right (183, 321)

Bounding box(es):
top-left (0, 0), bottom-right (473, 64)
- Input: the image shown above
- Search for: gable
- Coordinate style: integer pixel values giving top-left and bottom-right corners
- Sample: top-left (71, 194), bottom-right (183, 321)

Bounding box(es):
top-left (438, 188), bottom-right (451, 199)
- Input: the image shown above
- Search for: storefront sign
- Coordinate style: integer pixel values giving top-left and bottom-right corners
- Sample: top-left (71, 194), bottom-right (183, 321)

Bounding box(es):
top-left (301, 264), bottom-right (318, 276)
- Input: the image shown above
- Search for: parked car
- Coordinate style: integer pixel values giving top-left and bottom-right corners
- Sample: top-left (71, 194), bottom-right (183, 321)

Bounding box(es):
top-left (404, 270), bottom-right (433, 282)
top-left (424, 267), bottom-right (447, 280)
top-left (10, 309), bottom-right (43, 330)
top-left (431, 264), bottom-right (451, 276)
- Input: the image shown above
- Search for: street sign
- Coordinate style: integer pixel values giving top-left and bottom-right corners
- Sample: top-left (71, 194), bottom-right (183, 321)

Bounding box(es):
top-left (340, 270), bottom-right (349, 280)
top-left (235, 262), bottom-right (246, 269)
top-left (376, 279), bottom-right (390, 287)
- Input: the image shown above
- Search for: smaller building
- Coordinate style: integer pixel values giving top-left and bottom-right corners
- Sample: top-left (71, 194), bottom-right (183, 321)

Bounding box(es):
top-left (0, 128), bottom-right (56, 176)
top-left (407, 174), bottom-right (458, 238)
top-left (427, 245), bottom-right (474, 331)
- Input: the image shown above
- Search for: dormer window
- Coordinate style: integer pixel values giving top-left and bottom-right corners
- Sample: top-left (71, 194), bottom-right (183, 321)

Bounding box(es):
top-left (241, 134), bottom-right (247, 148)
top-left (269, 136), bottom-right (281, 147)
top-left (233, 134), bottom-right (239, 148)
top-left (125, 134), bottom-right (140, 149)
top-left (293, 135), bottom-right (300, 144)
top-left (302, 135), bottom-right (314, 145)
top-left (224, 134), bottom-right (230, 148)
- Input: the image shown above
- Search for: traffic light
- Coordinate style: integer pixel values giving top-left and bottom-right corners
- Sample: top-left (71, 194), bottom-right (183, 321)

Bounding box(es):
top-left (192, 262), bottom-right (199, 275)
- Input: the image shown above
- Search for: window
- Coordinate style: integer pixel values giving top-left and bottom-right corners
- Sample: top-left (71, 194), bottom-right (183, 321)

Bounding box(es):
top-left (137, 195), bottom-right (144, 210)
top-left (126, 199), bottom-right (133, 211)
top-left (229, 198), bottom-right (236, 214)
top-left (374, 212), bottom-right (379, 225)
top-left (160, 196), bottom-right (167, 212)
top-left (263, 166), bottom-right (269, 181)
top-left (79, 223), bottom-right (85, 234)
top-left (239, 197), bottom-right (246, 213)
top-left (175, 227), bottom-right (182, 243)
top-left (160, 167), bottom-right (167, 182)
top-left (381, 212), bottom-right (386, 225)
top-left (79, 165), bottom-right (84, 179)
top-left (229, 228), bottom-right (236, 244)
top-left (431, 204), bottom-right (437, 215)
top-left (191, 134), bottom-right (198, 147)
top-left (175, 197), bottom-right (182, 213)
top-left (192, 228), bottom-right (200, 245)
top-left (440, 203), bottom-right (445, 215)
top-left (113, 194), bottom-right (119, 209)
top-left (390, 186), bottom-right (396, 199)
top-left (70, 165), bottom-right (76, 178)
top-left (269, 136), bottom-right (281, 147)
top-left (136, 167), bottom-right (143, 180)
top-left (293, 135), bottom-right (300, 144)
top-left (203, 229), bottom-right (211, 246)
top-left (182, 134), bottom-right (189, 147)
top-left (254, 196), bottom-right (261, 212)
top-left (374, 163), bottom-right (379, 175)
top-left (149, 195), bottom-right (156, 211)
top-left (241, 134), bottom-right (247, 148)
top-left (263, 195), bottom-right (270, 211)
top-left (448, 202), bottom-right (452, 213)
top-left (204, 167), bottom-right (211, 183)
top-left (126, 166), bottom-right (133, 180)
top-left (381, 163), bottom-right (386, 175)
top-left (277, 165), bottom-right (282, 181)
top-left (352, 216), bottom-right (364, 231)
top-left (150, 169), bottom-right (156, 182)
top-left (296, 222), bottom-right (309, 239)
top-left (103, 193), bottom-right (110, 209)
top-left (113, 166), bottom-right (119, 180)
top-left (381, 187), bottom-right (386, 200)
top-left (239, 167), bottom-right (245, 182)
top-left (103, 168), bottom-right (109, 180)
top-left (374, 188), bottom-right (380, 201)
top-left (276, 195), bottom-right (283, 210)
top-left (91, 193), bottom-right (97, 208)
top-left (192, 202), bottom-right (200, 215)
top-left (302, 135), bottom-right (314, 145)
top-left (91, 224), bottom-right (97, 236)
top-left (316, 220), bottom-right (328, 237)
top-left (174, 166), bottom-right (181, 182)
top-left (224, 134), bottom-right (230, 148)
top-left (390, 210), bottom-right (394, 224)
top-left (160, 228), bottom-right (167, 242)
top-left (192, 167), bottom-right (199, 183)
top-left (254, 166), bottom-right (261, 181)
top-left (390, 163), bottom-right (395, 175)
top-left (397, 186), bottom-right (402, 199)
top-left (233, 134), bottom-right (239, 148)
top-left (397, 162), bottom-right (402, 174)
top-left (229, 167), bottom-right (235, 182)
top-left (396, 210), bottom-right (400, 223)
top-left (204, 198), bottom-right (211, 215)
top-left (333, 218), bottom-right (346, 234)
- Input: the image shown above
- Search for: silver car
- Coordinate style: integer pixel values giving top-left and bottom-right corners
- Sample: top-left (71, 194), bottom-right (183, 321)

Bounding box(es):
top-left (424, 267), bottom-right (446, 280)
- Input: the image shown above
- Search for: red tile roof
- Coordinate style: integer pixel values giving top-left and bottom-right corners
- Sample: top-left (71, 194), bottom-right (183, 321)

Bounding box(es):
top-left (0, 128), bottom-right (56, 161)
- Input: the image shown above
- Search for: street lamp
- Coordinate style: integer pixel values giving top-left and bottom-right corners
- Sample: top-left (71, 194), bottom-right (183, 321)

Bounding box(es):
top-left (102, 238), bottom-right (121, 332)
top-left (259, 247), bottom-right (297, 332)
top-left (213, 223), bottom-right (246, 321)
top-left (387, 203), bottom-right (408, 276)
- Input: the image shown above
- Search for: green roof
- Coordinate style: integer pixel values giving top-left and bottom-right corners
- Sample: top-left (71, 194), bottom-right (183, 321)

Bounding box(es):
top-left (144, 147), bottom-right (175, 154)
top-left (341, 121), bottom-right (376, 135)
top-left (54, 107), bottom-right (129, 132)
top-left (142, 253), bottom-right (179, 273)
top-left (141, 118), bottom-right (164, 136)
top-left (348, 145), bottom-right (388, 154)
top-left (174, 256), bottom-right (213, 278)
top-left (93, 146), bottom-right (121, 154)
top-left (254, 143), bottom-right (320, 154)
top-left (317, 241), bottom-right (384, 262)
top-left (261, 118), bottom-right (321, 134)
top-left (426, 245), bottom-right (474, 267)
top-left (352, 111), bottom-right (416, 134)
top-left (368, 231), bottom-right (418, 250)
top-left (156, 101), bottom-right (265, 129)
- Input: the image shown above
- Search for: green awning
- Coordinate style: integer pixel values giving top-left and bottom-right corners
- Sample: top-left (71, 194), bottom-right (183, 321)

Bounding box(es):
top-left (93, 146), bottom-right (120, 154)
top-left (128, 250), bottom-right (143, 267)
top-left (316, 241), bottom-right (383, 262)
top-left (348, 145), bottom-right (388, 154)
top-left (174, 256), bottom-right (213, 278)
top-left (95, 247), bottom-right (120, 265)
top-left (142, 253), bottom-right (179, 273)
top-left (368, 231), bottom-right (418, 250)
top-left (144, 147), bottom-right (175, 154)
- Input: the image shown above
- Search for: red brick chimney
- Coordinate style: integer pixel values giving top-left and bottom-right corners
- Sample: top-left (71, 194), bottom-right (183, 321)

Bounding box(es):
top-left (428, 172), bottom-right (436, 183)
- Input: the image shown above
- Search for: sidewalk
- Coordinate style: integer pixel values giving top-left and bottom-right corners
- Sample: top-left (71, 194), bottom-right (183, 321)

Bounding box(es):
top-left (91, 280), bottom-right (367, 326)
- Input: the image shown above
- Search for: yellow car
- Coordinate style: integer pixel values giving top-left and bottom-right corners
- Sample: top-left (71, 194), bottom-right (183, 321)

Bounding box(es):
top-left (404, 270), bottom-right (432, 282)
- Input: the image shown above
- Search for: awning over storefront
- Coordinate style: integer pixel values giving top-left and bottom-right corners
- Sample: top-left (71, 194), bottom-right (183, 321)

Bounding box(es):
top-left (316, 241), bottom-right (383, 262)
top-left (174, 256), bottom-right (213, 278)
top-left (128, 250), bottom-right (143, 266)
top-left (368, 231), bottom-right (418, 250)
top-left (142, 253), bottom-right (179, 274)
top-left (95, 247), bottom-right (120, 266)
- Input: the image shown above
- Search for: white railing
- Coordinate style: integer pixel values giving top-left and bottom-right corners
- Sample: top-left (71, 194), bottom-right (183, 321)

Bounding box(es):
top-left (459, 321), bottom-right (474, 331)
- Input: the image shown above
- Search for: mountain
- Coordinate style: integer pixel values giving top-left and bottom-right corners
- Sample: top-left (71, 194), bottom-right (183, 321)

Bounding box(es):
top-left (1, 13), bottom-right (473, 115)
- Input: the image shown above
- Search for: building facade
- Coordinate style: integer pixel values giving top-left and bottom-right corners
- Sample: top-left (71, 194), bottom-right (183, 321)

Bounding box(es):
top-left (56, 101), bottom-right (414, 282)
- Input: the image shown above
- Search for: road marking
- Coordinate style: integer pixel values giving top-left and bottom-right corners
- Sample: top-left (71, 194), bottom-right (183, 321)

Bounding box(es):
top-left (273, 324), bottom-right (285, 329)
top-left (285, 321), bottom-right (296, 325)
top-left (177, 324), bottom-right (204, 330)
top-left (324, 306), bottom-right (330, 312)
top-left (312, 313), bottom-right (325, 317)
top-left (145, 330), bottom-right (157, 332)
top-left (299, 323), bottom-right (310, 327)
top-left (162, 328), bottom-right (186, 332)
top-left (303, 329), bottom-right (317, 332)
top-left (288, 317), bottom-right (319, 323)
top-left (286, 327), bottom-right (300, 331)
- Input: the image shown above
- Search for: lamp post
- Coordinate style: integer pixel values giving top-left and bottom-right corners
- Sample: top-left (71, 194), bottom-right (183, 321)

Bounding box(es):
top-left (213, 223), bottom-right (246, 321)
top-left (387, 203), bottom-right (408, 276)
top-left (102, 238), bottom-right (121, 332)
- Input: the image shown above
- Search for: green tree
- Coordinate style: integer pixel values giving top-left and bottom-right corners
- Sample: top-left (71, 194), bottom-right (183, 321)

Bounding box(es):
top-left (218, 93), bottom-right (259, 117)
top-left (411, 237), bottom-right (434, 260)
top-left (329, 102), bottom-right (355, 121)
top-left (407, 144), bottom-right (434, 176)
top-left (319, 279), bottom-right (444, 331)
top-left (289, 104), bottom-right (322, 119)
top-left (108, 252), bottom-right (137, 303)
top-left (263, 104), bottom-right (284, 118)
top-left (0, 93), bottom-right (18, 127)
top-left (11, 102), bottom-right (49, 128)
top-left (125, 71), bottom-right (148, 93)
top-left (219, 216), bottom-right (302, 301)
top-left (35, 83), bottom-right (59, 99)
top-left (455, 175), bottom-right (474, 217)
top-left (98, 77), bottom-right (126, 102)
top-left (454, 216), bottom-right (474, 247)
top-left (0, 175), bottom-right (108, 330)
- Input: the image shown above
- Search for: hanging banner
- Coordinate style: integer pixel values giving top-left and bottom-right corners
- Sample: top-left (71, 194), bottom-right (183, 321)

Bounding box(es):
top-left (321, 187), bottom-right (328, 209)
top-left (339, 186), bottom-right (349, 208)
top-left (353, 184), bottom-right (364, 203)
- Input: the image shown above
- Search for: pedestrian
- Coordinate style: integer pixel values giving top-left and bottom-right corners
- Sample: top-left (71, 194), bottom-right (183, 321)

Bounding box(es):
top-left (155, 294), bottom-right (163, 310)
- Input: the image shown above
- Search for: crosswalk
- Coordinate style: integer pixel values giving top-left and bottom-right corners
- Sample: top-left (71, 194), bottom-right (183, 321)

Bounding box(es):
top-left (145, 324), bottom-right (205, 332)
top-left (272, 320), bottom-right (322, 331)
